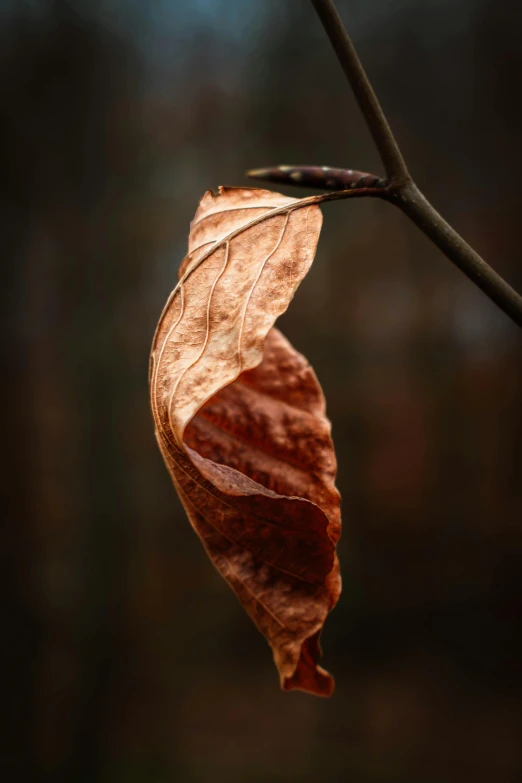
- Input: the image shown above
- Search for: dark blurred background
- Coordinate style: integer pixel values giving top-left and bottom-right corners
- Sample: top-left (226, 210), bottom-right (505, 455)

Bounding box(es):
top-left (2, 1), bottom-right (522, 781)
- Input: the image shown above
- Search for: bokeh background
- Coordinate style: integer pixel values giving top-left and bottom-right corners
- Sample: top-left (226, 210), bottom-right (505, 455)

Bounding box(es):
top-left (3, 1), bottom-right (522, 781)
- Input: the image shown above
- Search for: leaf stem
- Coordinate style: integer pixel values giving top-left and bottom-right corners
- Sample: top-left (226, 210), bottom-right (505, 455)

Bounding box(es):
top-left (308, 0), bottom-right (522, 327)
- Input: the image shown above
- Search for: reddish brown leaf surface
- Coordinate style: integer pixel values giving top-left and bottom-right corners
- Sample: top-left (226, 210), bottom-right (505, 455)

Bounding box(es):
top-left (149, 186), bottom-right (341, 696)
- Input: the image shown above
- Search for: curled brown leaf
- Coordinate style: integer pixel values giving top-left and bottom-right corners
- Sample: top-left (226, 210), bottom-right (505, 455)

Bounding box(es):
top-left (150, 186), bottom-right (341, 696)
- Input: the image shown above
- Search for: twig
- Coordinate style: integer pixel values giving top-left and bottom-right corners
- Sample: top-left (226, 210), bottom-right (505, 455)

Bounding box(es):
top-left (312, 0), bottom-right (522, 326)
top-left (310, 0), bottom-right (409, 185)
top-left (391, 183), bottom-right (522, 325)
top-left (250, 0), bottom-right (522, 327)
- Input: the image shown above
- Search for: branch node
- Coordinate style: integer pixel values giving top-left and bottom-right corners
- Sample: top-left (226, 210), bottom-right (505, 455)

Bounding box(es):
top-left (309, 0), bottom-right (522, 327)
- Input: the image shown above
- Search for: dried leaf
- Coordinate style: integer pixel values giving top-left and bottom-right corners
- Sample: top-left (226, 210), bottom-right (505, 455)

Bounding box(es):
top-left (150, 186), bottom-right (341, 696)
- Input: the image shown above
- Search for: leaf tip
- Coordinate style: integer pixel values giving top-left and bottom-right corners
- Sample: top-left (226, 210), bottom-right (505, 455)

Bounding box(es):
top-left (278, 631), bottom-right (335, 698)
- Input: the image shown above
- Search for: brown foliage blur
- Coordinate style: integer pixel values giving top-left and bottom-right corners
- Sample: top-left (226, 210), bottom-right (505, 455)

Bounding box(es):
top-left (2, 1), bottom-right (522, 781)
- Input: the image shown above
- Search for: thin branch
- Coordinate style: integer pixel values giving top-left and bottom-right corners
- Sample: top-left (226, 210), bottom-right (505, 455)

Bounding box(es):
top-left (248, 1), bottom-right (522, 326)
top-left (306, 0), bottom-right (522, 327)
top-left (390, 183), bottom-right (522, 325)
top-left (310, 0), bottom-right (409, 184)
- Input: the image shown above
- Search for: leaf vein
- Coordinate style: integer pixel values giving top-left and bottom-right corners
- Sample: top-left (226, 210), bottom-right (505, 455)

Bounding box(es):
top-left (191, 203), bottom-right (286, 230)
top-left (167, 241), bottom-right (231, 435)
top-left (176, 479), bottom-right (317, 591)
top-left (236, 212), bottom-right (290, 375)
